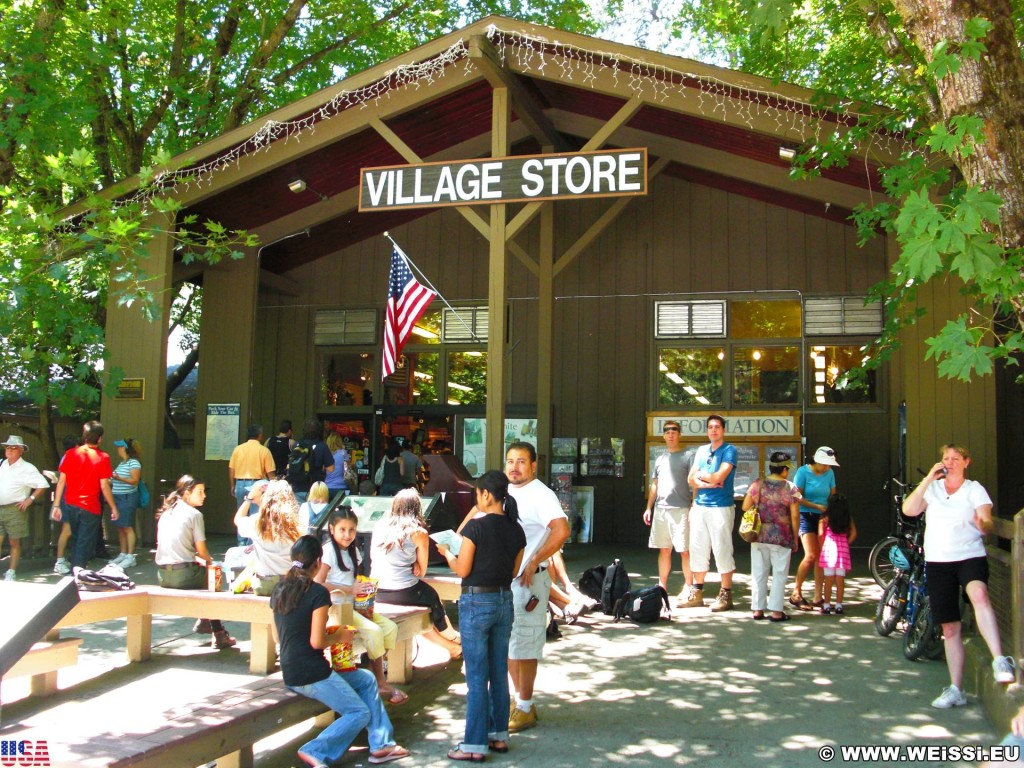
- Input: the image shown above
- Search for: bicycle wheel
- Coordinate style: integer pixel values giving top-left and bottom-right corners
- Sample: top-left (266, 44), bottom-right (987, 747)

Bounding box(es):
top-left (868, 536), bottom-right (900, 588)
top-left (924, 617), bottom-right (945, 660)
top-left (904, 594), bottom-right (934, 661)
top-left (875, 574), bottom-right (908, 636)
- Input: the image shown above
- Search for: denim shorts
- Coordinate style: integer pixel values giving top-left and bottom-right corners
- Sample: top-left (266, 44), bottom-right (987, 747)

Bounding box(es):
top-left (113, 490), bottom-right (139, 529)
top-left (799, 511), bottom-right (820, 536)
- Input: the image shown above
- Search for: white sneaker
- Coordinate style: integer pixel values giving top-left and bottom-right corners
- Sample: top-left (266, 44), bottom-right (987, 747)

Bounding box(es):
top-left (4, 570), bottom-right (15, 581)
top-left (109, 553), bottom-right (128, 566)
top-left (931, 685), bottom-right (967, 709)
top-left (993, 656), bottom-right (1016, 684)
top-left (54, 558), bottom-right (71, 575)
top-left (119, 553), bottom-right (137, 568)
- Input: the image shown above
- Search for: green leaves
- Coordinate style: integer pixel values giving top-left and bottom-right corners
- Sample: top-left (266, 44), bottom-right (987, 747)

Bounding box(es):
top-left (925, 318), bottom-right (993, 381)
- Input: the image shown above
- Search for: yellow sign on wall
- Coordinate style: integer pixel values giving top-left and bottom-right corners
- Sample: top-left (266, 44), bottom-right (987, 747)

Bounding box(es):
top-left (115, 378), bottom-right (145, 400)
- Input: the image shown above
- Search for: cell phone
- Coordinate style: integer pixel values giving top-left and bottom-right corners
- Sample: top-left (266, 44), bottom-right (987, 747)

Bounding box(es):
top-left (937, 467), bottom-right (948, 477)
top-left (525, 595), bottom-right (540, 612)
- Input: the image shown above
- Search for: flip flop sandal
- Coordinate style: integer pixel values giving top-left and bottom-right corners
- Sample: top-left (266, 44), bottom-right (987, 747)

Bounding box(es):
top-left (385, 688), bottom-right (409, 706)
top-left (488, 740), bottom-right (509, 753)
top-left (769, 613), bottom-right (791, 622)
top-left (752, 612), bottom-right (768, 621)
top-left (447, 746), bottom-right (485, 763)
top-left (369, 746), bottom-right (410, 764)
top-left (788, 595), bottom-right (806, 608)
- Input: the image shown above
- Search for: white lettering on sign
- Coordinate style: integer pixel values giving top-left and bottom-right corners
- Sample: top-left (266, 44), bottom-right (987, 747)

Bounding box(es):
top-left (359, 148), bottom-right (648, 211)
top-left (654, 415), bottom-right (796, 438)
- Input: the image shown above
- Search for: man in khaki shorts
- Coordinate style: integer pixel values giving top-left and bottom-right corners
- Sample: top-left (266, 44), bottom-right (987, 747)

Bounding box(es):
top-left (643, 420), bottom-right (698, 607)
top-left (0, 435), bottom-right (51, 580)
top-left (506, 441), bottom-right (569, 733)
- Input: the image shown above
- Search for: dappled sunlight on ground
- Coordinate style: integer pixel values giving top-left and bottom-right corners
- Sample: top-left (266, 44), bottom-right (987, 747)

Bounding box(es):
top-left (4, 541), bottom-right (1007, 767)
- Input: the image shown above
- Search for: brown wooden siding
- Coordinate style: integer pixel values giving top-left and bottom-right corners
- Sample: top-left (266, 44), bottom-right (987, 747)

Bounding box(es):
top-left (244, 173), bottom-right (895, 546)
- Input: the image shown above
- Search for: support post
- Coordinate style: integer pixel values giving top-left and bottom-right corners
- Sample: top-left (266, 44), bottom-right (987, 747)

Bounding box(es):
top-left (536, 202), bottom-right (555, 479)
top-left (100, 211), bottom-right (175, 546)
top-left (485, 88), bottom-right (510, 470)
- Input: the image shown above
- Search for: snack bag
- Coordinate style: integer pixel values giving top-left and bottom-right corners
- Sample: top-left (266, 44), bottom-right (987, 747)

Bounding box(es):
top-left (354, 575), bottom-right (378, 618)
top-left (326, 624), bottom-right (357, 672)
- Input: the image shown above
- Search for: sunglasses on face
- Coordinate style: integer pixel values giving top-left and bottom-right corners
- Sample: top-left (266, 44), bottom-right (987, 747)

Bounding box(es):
top-left (663, 426), bottom-right (679, 433)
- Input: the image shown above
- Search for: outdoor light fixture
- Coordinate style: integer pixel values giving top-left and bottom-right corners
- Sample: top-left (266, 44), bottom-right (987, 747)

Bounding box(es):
top-left (288, 178), bottom-right (328, 201)
top-left (779, 147), bottom-right (796, 161)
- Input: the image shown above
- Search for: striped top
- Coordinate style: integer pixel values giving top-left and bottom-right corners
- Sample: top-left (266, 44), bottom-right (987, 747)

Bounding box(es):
top-left (111, 458), bottom-right (141, 495)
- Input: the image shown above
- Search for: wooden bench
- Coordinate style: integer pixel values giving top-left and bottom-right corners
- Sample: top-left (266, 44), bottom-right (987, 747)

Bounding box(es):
top-left (4, 638), bottom-right (83, 696)
top-left (422, 573), bottom-right (462, 602)
top-left (15, 672), bottom-right (331, 768)
top-left (50, 587), bottom-right (431, 682)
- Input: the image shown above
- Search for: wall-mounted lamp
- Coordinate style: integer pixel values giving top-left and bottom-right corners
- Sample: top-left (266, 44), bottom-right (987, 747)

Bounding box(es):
top-left (288, 178), bottom-right (328, 201)
top-left (778, 147), bottom-right (796, 161)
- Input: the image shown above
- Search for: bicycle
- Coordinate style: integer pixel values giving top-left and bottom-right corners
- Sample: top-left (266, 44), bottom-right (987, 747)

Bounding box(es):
top-left (868, 478), bottom-right (920, 588)
top-left (874, 528), bottom-right (917, 636)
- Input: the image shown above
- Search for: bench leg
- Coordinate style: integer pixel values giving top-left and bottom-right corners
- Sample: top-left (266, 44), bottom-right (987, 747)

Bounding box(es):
top-left (250, 623), bottom-right (277, 675)
top-left (127, 613), bottom-right (152, 662)
top-left (387, 639), bottom-right (413, 685)
top-left (216, 746), bottom-right (254, 768)
top-left (29, 671), bottom-right (58, 697)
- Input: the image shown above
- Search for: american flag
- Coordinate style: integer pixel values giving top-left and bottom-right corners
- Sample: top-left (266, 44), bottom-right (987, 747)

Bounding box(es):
top-left (383, 245), bottom-right (436, 380)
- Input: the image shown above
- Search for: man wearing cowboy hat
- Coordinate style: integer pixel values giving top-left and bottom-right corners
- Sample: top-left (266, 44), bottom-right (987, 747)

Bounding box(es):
top-left (0, 435), bottom-right (51, 580)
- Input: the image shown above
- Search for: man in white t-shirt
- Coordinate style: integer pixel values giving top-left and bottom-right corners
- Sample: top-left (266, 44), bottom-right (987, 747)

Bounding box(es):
top-left (0, 435), bottom-right (50, 580)
top-left (505, 441), bottom-right (569, 733)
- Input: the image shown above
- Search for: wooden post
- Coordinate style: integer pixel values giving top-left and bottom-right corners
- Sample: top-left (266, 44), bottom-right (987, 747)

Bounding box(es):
top-left (100, 211), bottom-right (175, 546)
top-left (1015, 508), bottom-right (1023, 682)
top-left (126, 613), bottom-right (153, 663)
top-left (485, 87), bottom-right (510, 471)
top-left (536, 202), bottom-right (555, 479)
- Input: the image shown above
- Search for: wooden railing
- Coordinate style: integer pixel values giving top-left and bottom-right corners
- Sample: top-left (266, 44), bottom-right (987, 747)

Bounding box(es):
top-left (985, 510), bottom-right (1023, 680)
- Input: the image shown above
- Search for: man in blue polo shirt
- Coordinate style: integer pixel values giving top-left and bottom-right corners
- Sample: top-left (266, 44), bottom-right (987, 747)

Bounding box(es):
top-left (688, 414), bottom-right (737, 612)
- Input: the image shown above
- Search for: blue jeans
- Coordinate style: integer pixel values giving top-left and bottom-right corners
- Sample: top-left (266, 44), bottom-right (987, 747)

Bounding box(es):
top-left (458, 590), bottom-right (514, 753)
top-left (233, 480), bottom-right (258, 545)
top-left (71, 506), bottom-right (101, 569)
top-left (289, 668), bottom-right (395, 764)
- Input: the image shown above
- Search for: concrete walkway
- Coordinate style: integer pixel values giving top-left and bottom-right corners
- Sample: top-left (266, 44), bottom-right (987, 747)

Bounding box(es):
top-left (2, 538), bottom-right (1007, 767)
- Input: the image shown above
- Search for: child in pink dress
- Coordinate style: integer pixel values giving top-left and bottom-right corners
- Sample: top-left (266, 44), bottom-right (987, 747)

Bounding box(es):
top-left (818, 493), bottom-right (857, 615)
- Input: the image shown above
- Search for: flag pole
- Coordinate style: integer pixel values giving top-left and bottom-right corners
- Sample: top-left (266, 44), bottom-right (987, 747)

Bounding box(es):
top-left (383, 231), bottom-right (480, 343)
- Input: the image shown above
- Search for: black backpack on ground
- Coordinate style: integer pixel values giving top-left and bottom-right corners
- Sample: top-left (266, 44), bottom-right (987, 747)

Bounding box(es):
top-left (614, 585), bottom-right (671, 624)
top-left (287, 439), bottom-right (316, 488)
top-left (578, 564), bottom-right (606, 602)
top-left (600, 559), bottom-right (630, 615)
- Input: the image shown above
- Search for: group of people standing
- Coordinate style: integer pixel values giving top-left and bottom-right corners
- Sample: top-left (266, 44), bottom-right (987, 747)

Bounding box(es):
top-left (644, 414), bottom-right (856, 620)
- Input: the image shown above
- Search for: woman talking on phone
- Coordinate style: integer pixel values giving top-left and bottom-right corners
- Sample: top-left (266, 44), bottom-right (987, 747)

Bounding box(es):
top-left (902, 444), bottom-right (1015, 709)
top-left (437, 470), bottom-right (526, 762)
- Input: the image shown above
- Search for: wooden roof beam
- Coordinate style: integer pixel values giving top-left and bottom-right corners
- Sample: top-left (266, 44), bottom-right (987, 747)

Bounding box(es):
top-left (469, 35), bottom-right (571, 154)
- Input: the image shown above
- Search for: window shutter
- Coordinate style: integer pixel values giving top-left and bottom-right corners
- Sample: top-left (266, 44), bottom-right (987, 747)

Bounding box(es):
top-left (314, 309), bottom-right (377, 345)
top-left (655, 301), bottom-right (726, 338)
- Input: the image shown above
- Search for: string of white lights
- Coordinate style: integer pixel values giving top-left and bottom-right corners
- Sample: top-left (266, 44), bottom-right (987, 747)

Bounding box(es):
top-left (123, 24), bottom-right (903, 210)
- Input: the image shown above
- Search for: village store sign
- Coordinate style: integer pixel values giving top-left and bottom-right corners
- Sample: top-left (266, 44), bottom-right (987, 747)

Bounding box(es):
top-left (359, 148), bottom-right (647, 211)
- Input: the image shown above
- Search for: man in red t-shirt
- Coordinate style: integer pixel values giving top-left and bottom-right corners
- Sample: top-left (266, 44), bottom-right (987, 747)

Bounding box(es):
top-left (52, 420), bottom-right (118, 569)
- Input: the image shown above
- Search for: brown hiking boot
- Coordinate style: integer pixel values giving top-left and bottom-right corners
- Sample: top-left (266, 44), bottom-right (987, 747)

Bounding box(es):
top-left (678, 586), bottom-right (704, 608)
top-left (710, 589), bottom-right (733, 612)
top-left (509, 705), bottom-right (538, 733)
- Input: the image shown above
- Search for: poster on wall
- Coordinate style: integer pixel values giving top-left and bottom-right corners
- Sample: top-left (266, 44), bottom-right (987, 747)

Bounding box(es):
top-left (764, 444), bottom-right (801, 477)
top-left (732, 444), bottom-right (760, 498)
top-left (461, 418), bottom-right (540, 477)
top-left (205, 403), bottom-right (240, 461)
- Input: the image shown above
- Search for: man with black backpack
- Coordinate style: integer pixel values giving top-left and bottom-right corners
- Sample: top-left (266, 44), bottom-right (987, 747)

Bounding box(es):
top-left (264, 420), bottom-right (294, 479)
top-left (286, 417), bottom-right (334, 502)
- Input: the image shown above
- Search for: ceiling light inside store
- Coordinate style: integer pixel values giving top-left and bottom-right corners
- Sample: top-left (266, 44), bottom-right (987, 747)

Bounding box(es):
top-left (466, 351), bottom-right (483, 357)
top-left (411, 325), bottom-right (438, 339)
top-left (696, 396), bottom-right (710, 405)
top-left (447, 399), bottom-right (461, 405)
top-left (666, 372), bottom-right (684, 385)
top-left (779, 147), bottom-right (796, 161)
top-left (659, 362), bottom-right (668, 371)
top-left (449, 382), bottom-right (472, 392)
top-left (684, 386), bottom-right (698, 396)
top-left (413, 371), bottom-right (433, 380)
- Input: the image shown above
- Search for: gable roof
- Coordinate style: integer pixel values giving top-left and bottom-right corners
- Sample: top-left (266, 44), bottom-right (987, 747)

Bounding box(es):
top-left (148, 16), bottom-right (894, 276)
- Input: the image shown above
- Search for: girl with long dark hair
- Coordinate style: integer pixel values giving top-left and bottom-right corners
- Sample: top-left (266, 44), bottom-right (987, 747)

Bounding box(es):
top-left (437, 470), bottom-right (526, 762)
top-left (271, 535), bottom-right (409, 767)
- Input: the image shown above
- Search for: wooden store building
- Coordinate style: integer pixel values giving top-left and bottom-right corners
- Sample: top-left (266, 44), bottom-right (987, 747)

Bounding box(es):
top-left (99, 16), bottom-right (1004, 546)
